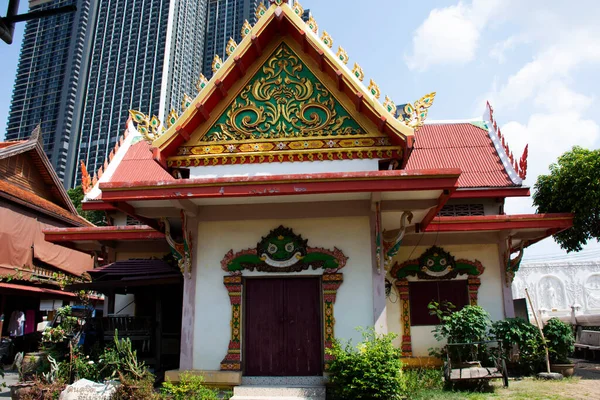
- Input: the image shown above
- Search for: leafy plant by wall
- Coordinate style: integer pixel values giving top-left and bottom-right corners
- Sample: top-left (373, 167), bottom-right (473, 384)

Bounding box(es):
top-left (491, 318), bottom-right (545, 374)
top-left (326, 328), bottom-right (405, 400)
top-left (543, 318), bottom-right (575, 364)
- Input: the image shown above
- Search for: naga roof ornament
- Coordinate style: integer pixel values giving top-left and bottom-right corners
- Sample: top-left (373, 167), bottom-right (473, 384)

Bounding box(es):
top-left (321, 31), bottom-right (333, 48)
top-left (226, 38), bottom-right (238, 56)
top-left (196, 73), bottom-right (209, 93)
top-left (383, 96), bottom-right (396, 114)
top-left (181, 93), bottom-right (193, 112)
top-left (307, 15), bottom-right (318, 33)
top-left (212, 54), bottom-right (223, 73)
top-left (166, 109), bottom-right (179, 128)
top-left (292, 1), bottom-right (303, 17)
top-left (368, 79), bottom-right (381, 99)
top-left (336, 46), bottom-right (349, 64)
top-left (255, 3), bottom-right (267, 20)
top-left (129, 110), bottom-right (164, 142)
top-left (401, 92), bottom-right (436, 129)
top-left (352, 63), bottom-right (364, 81)
top-left (241, 20), bottom-right (252, 39)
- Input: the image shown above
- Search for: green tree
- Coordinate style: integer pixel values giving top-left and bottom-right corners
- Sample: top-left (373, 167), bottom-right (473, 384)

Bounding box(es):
top-left (533, 146), bottom-right (600, 252)
top-left (67, 186), bottom-right (106, 226)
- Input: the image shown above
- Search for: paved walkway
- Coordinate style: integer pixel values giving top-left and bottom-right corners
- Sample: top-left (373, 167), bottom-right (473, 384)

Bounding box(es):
top-left (0, 370), bottom-right (18, 398)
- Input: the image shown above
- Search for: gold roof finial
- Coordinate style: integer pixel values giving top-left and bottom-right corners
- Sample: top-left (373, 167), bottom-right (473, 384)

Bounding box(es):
top-left (255, 3), bottom-right (267, 20)
top-left (307, 15), bottom-right (318, 33)
top-left (401, 92), bottom-right (436, 129)
top-left (321, 31), bottom-right (333, 48)
top-left (196, 73), bottom-right (208, 92)
top-left (352, 63), bottom-right (364, 81)
top-left (212, 54), bottom-right (223, 73)
top-left (129, 110), bottom-right (164, 142)
top-left (241, 20), bottom-right (252, 39)
top-left (292, 1), bottom-right (304, 17)
top-left (336, 46), bottom-right (349, 64)
top-left (226, 37), bottom-right (238, 56)
top-left (167, 109), bottom-right (179, 128)
top-left (368, 79), bottom-right (381, 99)
top-left (181, 93), bottom-right (192, 112)
top-left (383, 96), bottom-right (396, 114)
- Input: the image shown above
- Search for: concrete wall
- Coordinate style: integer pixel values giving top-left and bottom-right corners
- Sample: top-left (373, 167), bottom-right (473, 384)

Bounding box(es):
top-left (387, 243), bottom-right (504, 356)
top-left (191, 216), bottom-right (374, 370)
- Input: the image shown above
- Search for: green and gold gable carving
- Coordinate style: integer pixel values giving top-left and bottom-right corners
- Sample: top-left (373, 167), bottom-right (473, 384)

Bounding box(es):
top-left (172, 42), bottom-right (402, 166)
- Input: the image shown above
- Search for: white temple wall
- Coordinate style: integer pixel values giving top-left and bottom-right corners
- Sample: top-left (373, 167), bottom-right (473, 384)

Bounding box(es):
top-left (188, 158), bottom-right (379, 178)
top-left (387, 243), bottom-right (504, 357)
top-left (512, 261), bottom-right (600, 318)
top-left (191, 216), bottom-right (373, 371)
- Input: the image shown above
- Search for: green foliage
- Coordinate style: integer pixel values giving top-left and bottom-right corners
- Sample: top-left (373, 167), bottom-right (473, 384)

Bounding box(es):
top-left (67, 186), bottom-right (106, 226)
top-left (432, 305), bottom-right (490, 344)
top-left (100, 330), bottom-right (150, 381)
top-left (543, 318), bottom-right (575, 364)
top-left (533, 146), bottom-right (600, 252)
top-left (161, 372), bottom-right (219, 400)
top-left (326, 328), bottom-right (405, 400)
top-left (491, 318), bottom-right (545, 374)
top-left (403, 368), bottom-right (444, 397)
top-left (112, 372), bottom-right (160, 400)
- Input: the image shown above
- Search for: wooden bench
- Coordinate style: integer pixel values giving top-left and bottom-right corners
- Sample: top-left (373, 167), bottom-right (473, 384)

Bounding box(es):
top-left (575, 329), bottom-right (600, 360)
top-left (444, 340), bottom-right (508, 387)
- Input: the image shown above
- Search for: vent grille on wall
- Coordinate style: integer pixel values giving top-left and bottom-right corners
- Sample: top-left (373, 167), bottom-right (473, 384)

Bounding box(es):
top-left (126, 216), bottom-right (143, 226)
top-left (438, 204), bottom-right (485, 217)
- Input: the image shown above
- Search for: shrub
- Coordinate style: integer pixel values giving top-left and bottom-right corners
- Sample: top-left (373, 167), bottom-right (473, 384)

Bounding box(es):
top-left (491, 318), bottom-right (545, 374)
top-left (111, 372), bottom-right (160, 400)
top-left (326, 328), bottom-right (405, 400)
top-left (543, 318), bottom-right (575, 364)
top-left (161, 372), bottom-right (219, 400)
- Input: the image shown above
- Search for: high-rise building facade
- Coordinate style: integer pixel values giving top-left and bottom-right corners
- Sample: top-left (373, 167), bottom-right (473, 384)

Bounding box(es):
top-left (203, 0), bottom-right (310, 79)
top-left (73, 0), bottom-right (208, 185)
top-left (5, 0), bottom-right (98, 187)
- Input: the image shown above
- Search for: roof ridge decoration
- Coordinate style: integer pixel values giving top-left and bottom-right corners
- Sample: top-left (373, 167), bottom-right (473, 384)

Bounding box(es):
top-left (152, 1), bottom-right (427, 165)
top-left (401, 92), bottom-right (436, 129)
top-left (82, 117), bottom-right (136, 198)
top-left (485, 101), bottom-right (528, 184)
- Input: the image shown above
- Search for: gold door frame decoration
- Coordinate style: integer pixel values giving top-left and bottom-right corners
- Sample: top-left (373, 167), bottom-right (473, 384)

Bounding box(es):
top-left (390, 246), bottom-right (485, 357)
top-left (219, 226), bottom-right (348, 371)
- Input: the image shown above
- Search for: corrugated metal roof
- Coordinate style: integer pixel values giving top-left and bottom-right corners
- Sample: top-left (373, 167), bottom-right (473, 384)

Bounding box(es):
top-left (407, 123), bottom-right (516, 188)
top-left (110, 141), bottom-right (175, 183)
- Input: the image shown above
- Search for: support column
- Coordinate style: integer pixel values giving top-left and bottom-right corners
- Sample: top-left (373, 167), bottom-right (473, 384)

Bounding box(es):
top-left (179, 217), bottom-right (198, 370)
top-left (498, 240), bottom-right (516, 318)
top-left (370, 210), bottom-right (387, 334)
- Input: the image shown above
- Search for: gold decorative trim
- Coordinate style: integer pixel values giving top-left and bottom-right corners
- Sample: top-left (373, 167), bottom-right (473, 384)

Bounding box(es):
top-left (167, 109), bottom-right (179, 128)
top-left (336, 46), bottom-right (349, 64)
top-left (352, 63), bottom-right (364, 81)
top-left (255, 3), bottom-right (267, 20)
top-left (212, 54), bottom-right (223, 73)
top-left (307, 15), bottom-right (318, 33)
top-left (321, 31), bottom-right (333, 48)
top-left (383, 96), bottom-right (396, 114)
top-left (292, 1), bottom-right (304, 17)
top-left (241, 20), bottom-right (252, 39)
top-left (181, 94), bottom-right (192, 112)
top-left (196, 73), bottom-right (208, 92)
top-left (368, 79), bottom-right (381, 99)
top-left (226, 38), bottom-right (237, 56)
top-left (401, 92), bottom-right (436, 129)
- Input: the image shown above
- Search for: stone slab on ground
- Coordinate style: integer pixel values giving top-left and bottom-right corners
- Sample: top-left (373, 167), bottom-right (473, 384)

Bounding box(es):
top-left (537, 372), bottom-right (564, 380)
top-left (231, 385), bottom-right (326, 400)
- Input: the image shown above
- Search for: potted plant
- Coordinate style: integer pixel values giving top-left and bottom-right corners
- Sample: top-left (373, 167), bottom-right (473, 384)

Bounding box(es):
top-left (543, 318), bottom-right (575, 377)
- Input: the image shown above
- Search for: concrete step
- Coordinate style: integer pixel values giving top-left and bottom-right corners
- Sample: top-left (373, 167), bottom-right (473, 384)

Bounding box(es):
top-left (231, 385), bottom-right (326, 400)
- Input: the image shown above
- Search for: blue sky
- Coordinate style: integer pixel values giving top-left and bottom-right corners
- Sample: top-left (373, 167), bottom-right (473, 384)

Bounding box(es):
top-left (1, 0), bottom-right (599, 260)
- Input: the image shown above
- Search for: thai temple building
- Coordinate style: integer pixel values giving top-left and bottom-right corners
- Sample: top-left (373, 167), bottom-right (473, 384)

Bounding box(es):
top-left (44, 0), bottom-right (573, 391)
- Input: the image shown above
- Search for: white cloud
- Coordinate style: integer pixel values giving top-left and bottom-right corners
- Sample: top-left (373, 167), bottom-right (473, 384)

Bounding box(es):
top-left (487, 28), bottom-right (600, 110)
top-left (489, 35), bottom-right (526, 64)
top-left (405, 0), bottom-right (504, 70)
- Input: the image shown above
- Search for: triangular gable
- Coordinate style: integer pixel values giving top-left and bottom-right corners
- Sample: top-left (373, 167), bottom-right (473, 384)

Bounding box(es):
top-left (147, 2), bottom-right (421, 167)
top-left (170, 41), bottom-right (401, 167)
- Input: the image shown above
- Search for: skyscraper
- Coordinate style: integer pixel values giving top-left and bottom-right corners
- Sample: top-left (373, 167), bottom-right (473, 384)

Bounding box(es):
top-left (73, 0), bottom-right (208, 185)
top-left (5, 0), bottom-right (98, 187)
top-left (203, 0), bottom-right (310, 79)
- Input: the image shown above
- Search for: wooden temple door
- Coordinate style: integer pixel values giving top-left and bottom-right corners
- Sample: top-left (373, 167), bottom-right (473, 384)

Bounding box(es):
top-left (244, 277), bottom-right (322, 376)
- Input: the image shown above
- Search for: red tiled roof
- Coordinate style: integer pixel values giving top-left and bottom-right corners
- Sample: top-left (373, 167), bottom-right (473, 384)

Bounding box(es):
top-left (110, 140), bottom-right (175, 183)
top-left (0, 181), bottom-right (90, 226)
top-left (0, 141), bottom-right (24, 149)
top-left (406, 123), bottom-right (516, 188)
